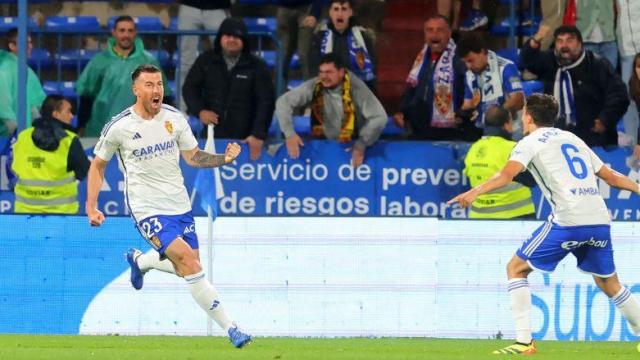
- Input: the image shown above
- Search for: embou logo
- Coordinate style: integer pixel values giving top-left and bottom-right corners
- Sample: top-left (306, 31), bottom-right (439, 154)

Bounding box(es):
top-left (561, 238), bottom-right (608, 250)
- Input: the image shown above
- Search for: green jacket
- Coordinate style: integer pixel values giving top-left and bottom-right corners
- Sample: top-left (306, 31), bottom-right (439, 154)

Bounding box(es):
top-left (576, 0), bottom-right (615, 43)
top-left (76, 37), bottom-right (171, 137)
top-left (0, 50), bottom-right (46, 134)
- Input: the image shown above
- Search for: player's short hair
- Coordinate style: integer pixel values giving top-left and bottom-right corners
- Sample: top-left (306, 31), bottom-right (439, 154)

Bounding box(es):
top-left (455, 32), bottom-right (488, 58)
top-left (319, 53), bottom-right (346, 70)
top-left (553, 25), bottom-right (582, 44)
top-left (113, 15), bottom-right (136, 30)
top-left (41, 94), bottom-right (68, 118)
top-left (525, 94), bottom-right (559, 127)
top-left (131, 64), bottom-right (161, 82)
top-left (484, 106), bottom-right (511, 128)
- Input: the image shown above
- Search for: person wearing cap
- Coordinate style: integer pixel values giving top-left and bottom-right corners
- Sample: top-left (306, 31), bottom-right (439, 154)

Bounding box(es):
top-left (182, 17), bottom-right (275, 161)
top-left (76, 15), bottom-right (171, 137)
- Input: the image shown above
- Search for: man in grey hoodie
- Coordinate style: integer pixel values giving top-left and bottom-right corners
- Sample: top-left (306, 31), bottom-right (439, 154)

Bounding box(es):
top-left (276, 52), bottom-right (386, 168)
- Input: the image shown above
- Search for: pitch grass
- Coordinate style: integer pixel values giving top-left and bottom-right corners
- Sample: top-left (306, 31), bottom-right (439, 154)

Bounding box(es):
top-left (0, 335), bottom-right (639, 360)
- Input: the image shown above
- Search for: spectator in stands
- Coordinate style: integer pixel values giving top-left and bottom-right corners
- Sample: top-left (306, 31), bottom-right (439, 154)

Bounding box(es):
top-left (616, 0), bottom-right (640, 146)
top-left (533, 0), bottom-right (566, 50)
top-left (463, 106), bottom-right (535, 219)
top-left (183, 18), bottom-right (275, 161)
top-left (12, 95), bottom-right (90, 214)
top-left (575, 0), bottom-right (617, 67)
top-left (76, 16), bottom-right (171, 137)
top-left (0, 28), bottom-right (46, 136)
top-left (520, 25), bottom-right (628, 147)
top-left (177, 0), bottom-right (230, 113)
top-left (276, 0), bottom-right (325, 82)
top-left (627, 53), bottom-right (640, 159)
top-left (394, 15), bottom-right (467, 140)
top-left (276, 53), bottom-right (386, 168)
top-left (310, 0), bottom-right (377, 90)
top-left (456, 32), bottom-right (524, 137)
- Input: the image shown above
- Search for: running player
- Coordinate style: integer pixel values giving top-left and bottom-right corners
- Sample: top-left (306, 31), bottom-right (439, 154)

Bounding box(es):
top-left (448, 93), bottom-right (640, 354)
top-left (85, 64), bottom-right (251, 348)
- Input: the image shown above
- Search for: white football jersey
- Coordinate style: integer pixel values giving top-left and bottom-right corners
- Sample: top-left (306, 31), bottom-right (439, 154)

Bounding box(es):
top-left (509, 127), bottom-right (609, 226)
top-left (94, 104), bottom-right (199, 221)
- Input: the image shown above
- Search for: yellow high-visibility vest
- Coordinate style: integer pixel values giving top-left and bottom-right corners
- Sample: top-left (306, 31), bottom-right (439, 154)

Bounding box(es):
top-left (12, 127), bottom-right (79, 214)
top-left (464, 136), bottom-right (535, 219)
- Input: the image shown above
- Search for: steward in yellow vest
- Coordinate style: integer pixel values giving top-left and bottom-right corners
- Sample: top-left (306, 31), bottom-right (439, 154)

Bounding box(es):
top-left (11, 95), bottom-right (90, 214)
top-left (463, 106), bottom-right (535, 219)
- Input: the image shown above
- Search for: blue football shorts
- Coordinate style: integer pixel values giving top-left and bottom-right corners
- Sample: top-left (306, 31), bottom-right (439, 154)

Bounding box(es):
top-left (515, 221), bottom-right (615, 277)
top-left (136, 211), bottom-right (199, 255)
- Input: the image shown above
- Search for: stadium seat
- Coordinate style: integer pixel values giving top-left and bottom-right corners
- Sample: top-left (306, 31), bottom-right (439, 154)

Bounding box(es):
top-left (28, 48), bottom-right (52, 69)
top-left (108, 16), bottom-right (164, 31)
top-left (43, 81), bottom-right (78, 100)
top-left (169, 17), bottom-right (178, 31)
top-left (146, 49), bottom-right (171, 68)
top-left (244, 17), bottom-right (277, 34)
top-left (287, 79), bottom-right (304, 90)
top-left (257, 50), bottom-right (300, 70)
top-left (0, 16), bottom-right (38, 31)
top-left (522, 80), bottom-right (543, 96)
top-left (268, 115), bottom-right (310, 137)
top-left (490, 16), bottom-right (541, 37)
top-left (496, 48), bottom-right (519, 67)
top-left (54, 49), bottom-right (99, 69)
top-left (45, 16), bottom-right (100, 32)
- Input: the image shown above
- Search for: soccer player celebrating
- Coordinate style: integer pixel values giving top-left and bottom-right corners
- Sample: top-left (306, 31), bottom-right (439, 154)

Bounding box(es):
top-left (449, 94), bottom-right (640, 355)
top-left (86, 64), bottom-right (251, 348)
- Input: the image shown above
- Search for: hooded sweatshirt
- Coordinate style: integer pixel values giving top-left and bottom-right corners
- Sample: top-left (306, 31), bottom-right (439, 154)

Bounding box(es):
top-left (76, 37), bottom-right (171, 137)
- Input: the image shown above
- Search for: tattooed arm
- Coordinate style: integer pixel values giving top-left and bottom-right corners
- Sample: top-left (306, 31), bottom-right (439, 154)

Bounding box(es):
top-left (181, 142), bottom-right (242, 168)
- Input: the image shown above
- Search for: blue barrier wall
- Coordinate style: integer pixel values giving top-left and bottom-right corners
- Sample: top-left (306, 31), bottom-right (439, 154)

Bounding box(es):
top-left (3, 215), bottom-right (640, 340)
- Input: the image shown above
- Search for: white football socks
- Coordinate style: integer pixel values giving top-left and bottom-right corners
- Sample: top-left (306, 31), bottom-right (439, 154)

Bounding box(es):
top-left (611, 286), bottom-right (640, 335)
top-left (136, 251), bottom-right (176, 275)
top-left (185, 271), bottom-right (233, 332)
top-left (508, 278), bottom-right (532, 344)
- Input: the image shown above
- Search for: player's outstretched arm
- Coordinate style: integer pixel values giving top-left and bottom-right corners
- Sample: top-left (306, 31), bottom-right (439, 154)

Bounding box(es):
top-left (181, 142), bottom-right (241, 168)
top-left (447, 160), bottom-right (524, 208)
top-left (86, 156), bottom-right (108, 226)
top-left (596, 165), bottom-right (640, 195)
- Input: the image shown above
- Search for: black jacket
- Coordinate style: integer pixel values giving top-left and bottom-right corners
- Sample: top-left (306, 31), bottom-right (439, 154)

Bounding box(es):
top-left (520, 42), bottom-right (629, 147)
top-left (310, 19), bottom-right (377, 90)
top-left (179, 0), bottom-right (230, 10)
top-left (31, 116), bottom-right (90, 181)
top-left (399, 50), bottom-right (468, 140)
top-left (182, 34), bottom-right (275, 139)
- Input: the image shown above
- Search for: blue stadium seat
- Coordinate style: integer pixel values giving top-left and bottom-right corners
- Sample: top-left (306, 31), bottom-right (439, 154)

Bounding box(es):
top-left (108, 16), bottom-right (164, 31)
top-left (168, 80), bottom-right (176, 96)
top-left (257, 50), bottom-right (300, 70)
top-left (0, 16), bottom-right (38, 31)
top-left (54, 49), bottom-right (99, 68)
top-left (146, 49), bottom-right (171, 68)
top-left (45, 16), bottom-right (100, 32)
top-left (522, 80), bottom-right (543, 96)
top-left (28, 48), bottom-right (52, 69)
top-left (43, 81), bottom-right (78, 100)
top-left (490, 16), bottom-right (541, 37)
top-left (268, 115), bottom-right (310, 136)
top-left (244, 17), bottom-right (277, 33)
top-left (287, 79), bottom-right (304, 90)
top-left (496, 48), bottom-right (519, 67)
top-left (169, 17), bottom-right (178, 31)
